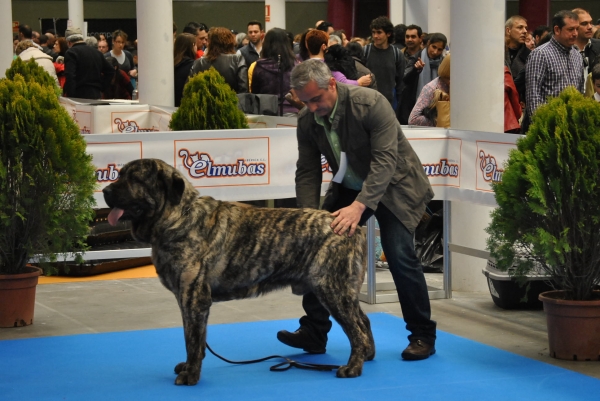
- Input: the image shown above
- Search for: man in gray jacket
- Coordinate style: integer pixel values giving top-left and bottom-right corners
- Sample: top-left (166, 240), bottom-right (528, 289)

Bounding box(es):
top-left (277, 59), bottom-right (437, 360)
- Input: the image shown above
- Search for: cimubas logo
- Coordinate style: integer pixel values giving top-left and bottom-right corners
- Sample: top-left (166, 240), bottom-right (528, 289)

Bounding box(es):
top-left (96, 164), bottom-right (120, 182)
top-left (321, 154), bottom-right (333, 173)
top-left (114, 118), bottom-right (159, 133)
top-left (479, 150), bottom-right (504, 182)
top-left (422, 159), bottom-right (459, 177)
top-left (179, 149), bottom-right (266, 179)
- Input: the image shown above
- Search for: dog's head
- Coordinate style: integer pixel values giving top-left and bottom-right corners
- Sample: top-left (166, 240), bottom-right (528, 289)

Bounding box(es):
top-left (103, 159), bottom-right (190, 242)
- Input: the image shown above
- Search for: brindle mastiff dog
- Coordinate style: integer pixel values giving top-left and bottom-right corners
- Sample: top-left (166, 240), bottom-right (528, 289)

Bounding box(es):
top-left (103, 158), bottom-right (375, 385)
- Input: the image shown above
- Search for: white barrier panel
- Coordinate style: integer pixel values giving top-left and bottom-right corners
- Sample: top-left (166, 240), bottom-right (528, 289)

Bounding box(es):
top-left (59, 98), bottom-right (174, 134)
top-left (86, 127), bottom-right (520, 209)
top-left (60, 99), bottom-right (298, 134)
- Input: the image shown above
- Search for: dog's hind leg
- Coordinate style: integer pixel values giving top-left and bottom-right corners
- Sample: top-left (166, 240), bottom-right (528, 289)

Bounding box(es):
top-left (314, 288), bottom-right (374, 378)
top-left (174, 280), bottom-right (212, 385)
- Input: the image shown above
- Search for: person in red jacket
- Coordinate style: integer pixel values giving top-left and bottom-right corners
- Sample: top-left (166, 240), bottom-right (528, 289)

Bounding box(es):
top-left (504, 65), bottom-right (522, 133)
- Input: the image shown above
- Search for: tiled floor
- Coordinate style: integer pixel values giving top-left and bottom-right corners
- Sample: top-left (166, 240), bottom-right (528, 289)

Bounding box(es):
top-left (1, 269), bottom-right (598, 380)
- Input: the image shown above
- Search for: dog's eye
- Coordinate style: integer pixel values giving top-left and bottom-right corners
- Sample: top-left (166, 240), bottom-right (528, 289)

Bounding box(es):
top-left (131, 205), bottom-right (144, 216)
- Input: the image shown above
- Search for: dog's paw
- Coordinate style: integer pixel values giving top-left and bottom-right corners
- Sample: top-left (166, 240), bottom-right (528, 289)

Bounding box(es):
top-left (336, 365), bottom-right (362, 378)
top-left (174, 370), bottom-right (200, 386)
top-left (173, 362), bottom-right (200, 385)
top-left (174, 362), bottom-right (187, 374)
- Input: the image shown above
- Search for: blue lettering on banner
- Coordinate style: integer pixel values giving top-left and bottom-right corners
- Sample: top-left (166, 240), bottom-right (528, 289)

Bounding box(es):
top-left (321, 154), bottom-right (332, 173)
top-left (422, 159), bottom-right (459, 177)
top-left (479, 151), bottom-right (503, 182)
top-left (96, 164), bottom-right (120, 182)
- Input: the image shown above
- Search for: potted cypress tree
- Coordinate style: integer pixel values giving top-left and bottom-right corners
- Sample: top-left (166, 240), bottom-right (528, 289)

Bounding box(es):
top-left (486, 87), bottom-right (600, 361)
top-left (170, 67), bottom-right (249, 130)
top-left (0, 58), bottom-right (97, 327)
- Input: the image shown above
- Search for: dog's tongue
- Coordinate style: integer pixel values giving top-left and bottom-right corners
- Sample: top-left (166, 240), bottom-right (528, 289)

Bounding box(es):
top-left (107, 208), bottom-right (124, 226)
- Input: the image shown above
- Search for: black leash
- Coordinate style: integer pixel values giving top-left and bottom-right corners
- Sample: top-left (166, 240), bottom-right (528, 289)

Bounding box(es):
top-left (206, 343), bottom-right (341, 372)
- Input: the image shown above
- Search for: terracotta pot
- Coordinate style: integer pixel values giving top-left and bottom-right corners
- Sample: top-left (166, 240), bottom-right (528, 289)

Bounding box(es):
top-left (539, 290), bottom-right (600, 361)
top-left (0, 266), bottom-right (42, 328)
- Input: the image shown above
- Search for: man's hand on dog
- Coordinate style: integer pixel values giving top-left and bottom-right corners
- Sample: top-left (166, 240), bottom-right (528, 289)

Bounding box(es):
top-left (331, 201), bottom-right (366, 237)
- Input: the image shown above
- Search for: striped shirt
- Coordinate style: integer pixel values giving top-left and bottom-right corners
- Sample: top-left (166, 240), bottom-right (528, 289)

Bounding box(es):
top-left (525, 36), bottom-right (584, 117)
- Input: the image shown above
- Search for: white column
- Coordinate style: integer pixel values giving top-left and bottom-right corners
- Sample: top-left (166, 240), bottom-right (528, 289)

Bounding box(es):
top-left (451, 0), bottom-right (504, 133)
top-left (67, 0), bottom-right (84, 35)
top-left (0, 0), bottom-right (13, 77)
top-left (136, 0), bottom-right (174, 107)
top-left (449, 0), bottom-right (504, 292)
top-left (265, 0), bottom-right (285, 31)
top-left (405, 0), bottom-right (428, 31)
top-left (428, 0), bottom-right (450, 38)
top-left (389, 0), bottom-right (405, 25)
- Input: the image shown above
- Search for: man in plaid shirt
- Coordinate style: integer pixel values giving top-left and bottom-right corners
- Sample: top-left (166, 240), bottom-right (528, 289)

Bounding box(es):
top-left (525, 10), bottom-right (584, 132)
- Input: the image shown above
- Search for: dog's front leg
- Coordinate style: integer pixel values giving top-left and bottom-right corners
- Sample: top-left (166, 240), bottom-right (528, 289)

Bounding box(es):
top-left (174, 280), bottom-right (212, 386)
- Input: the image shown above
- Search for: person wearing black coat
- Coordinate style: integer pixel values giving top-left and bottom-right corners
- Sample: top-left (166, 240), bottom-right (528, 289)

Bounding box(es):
top-left (345, 42), bottom-right (378, 91)
top-left (173, 33), bottom-right (197, 107)
top-left (63, 27), bottom-right (114, 99)
top-left (504, 16), bottom-right (531, 103)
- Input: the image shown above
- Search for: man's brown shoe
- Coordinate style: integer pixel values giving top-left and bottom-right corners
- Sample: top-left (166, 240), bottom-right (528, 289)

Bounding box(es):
top-left (401, 340), bottom-right (436, 360)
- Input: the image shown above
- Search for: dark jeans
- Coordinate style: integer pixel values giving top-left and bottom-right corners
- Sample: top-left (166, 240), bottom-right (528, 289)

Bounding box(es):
top-left (299, 186), bottom-right (437, 345)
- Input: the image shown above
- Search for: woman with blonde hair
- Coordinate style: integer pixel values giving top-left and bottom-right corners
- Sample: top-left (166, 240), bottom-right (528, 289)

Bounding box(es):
top-left (190, 27), bottom-right (248, 93)
top-left (409, 54), bottom-right (450, 127)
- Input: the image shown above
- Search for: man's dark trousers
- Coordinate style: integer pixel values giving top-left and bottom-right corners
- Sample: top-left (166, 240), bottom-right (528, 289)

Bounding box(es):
top-left (299, 186), bottom-right (437, 346)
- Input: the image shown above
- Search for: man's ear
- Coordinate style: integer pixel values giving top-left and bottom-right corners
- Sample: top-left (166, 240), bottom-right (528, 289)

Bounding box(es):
top-left (328, 76), bottom-right (336, 90)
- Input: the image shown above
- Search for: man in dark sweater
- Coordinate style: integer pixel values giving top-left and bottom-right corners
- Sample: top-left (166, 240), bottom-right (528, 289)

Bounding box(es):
top-left (573, 8), bottom-right (600, 76)
top-left (63, 27), bottom-right (114, 99)
top-left (238, 20), bottom-right (264, 68)
top-left (504, 15), bottom-right (530, 103)
top-left (39, 34), bottom-right (58, 61)
top-left (363, 16), bottom-right (405, 110)
top-left (397, 24), bottom-right (424, 124)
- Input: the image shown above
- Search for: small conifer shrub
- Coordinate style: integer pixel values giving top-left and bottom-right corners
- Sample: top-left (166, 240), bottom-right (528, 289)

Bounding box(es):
top-left (486, 87), bottom-right (600, 301)
top-left (0, 58), bottom-right (97, 275)
top-left (170, 68), bottom-right (248, 131)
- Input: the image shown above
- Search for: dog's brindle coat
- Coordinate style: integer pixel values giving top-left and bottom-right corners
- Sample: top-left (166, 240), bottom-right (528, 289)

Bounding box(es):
top-left (103, 159), bottom-right (375, 385)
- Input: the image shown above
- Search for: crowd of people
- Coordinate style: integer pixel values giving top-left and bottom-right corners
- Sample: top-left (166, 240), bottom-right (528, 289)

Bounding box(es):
top-left (13, 24), bottom-right (136, 100)
top-left (11, 6), bottom-right (600, 366)
top-left (11, 7), bottom-right (600, 129)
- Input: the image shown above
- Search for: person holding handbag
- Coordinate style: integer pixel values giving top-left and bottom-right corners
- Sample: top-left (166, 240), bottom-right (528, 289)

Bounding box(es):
top-left (408, 54), bottom-right (450, 127)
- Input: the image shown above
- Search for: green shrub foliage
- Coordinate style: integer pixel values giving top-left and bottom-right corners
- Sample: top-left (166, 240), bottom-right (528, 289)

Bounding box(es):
top-left (0, 58), bottom-right (97, 275)
top-left (486, 87), bottom-right (600, 301)
top-left (169, 68), bottom-right (248, 131)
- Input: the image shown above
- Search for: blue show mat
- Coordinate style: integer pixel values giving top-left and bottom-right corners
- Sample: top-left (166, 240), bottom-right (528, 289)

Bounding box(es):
top-left (0, 313), bottom-right (598, 400)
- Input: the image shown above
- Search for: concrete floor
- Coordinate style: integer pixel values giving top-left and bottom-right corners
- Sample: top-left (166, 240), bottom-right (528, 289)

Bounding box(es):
top-left (1, 270), bottom-right (598, 380)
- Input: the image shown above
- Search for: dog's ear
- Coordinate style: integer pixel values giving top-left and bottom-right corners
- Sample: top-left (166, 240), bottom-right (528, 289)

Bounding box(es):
top-left (158, 168), bottom-right (186, 206)
top-left (170, 173), bottom-right (185, 205)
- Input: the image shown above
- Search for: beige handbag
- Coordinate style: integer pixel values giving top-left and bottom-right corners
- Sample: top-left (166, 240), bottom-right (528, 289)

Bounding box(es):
top-left (430, 89), bottom-right (450, 128)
